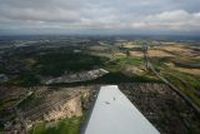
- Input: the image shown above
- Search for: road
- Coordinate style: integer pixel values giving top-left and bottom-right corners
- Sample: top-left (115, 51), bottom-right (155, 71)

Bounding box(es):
top-left (143, 42), bottom-right (200, 115)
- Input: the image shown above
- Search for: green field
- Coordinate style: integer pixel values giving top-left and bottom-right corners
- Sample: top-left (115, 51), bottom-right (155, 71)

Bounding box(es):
top-left (163, 69), bottom-right (200, 107)
top-left (30, 116), bottom-right (84, 134)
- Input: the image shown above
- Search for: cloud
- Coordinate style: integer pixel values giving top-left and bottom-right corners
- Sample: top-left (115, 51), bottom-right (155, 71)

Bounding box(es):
top-left (3, 7), bottom-right (80, 23)
top-left (143, 10), bottom-right (200, 31)
top-left (0, 0), bottom-right (199, 34)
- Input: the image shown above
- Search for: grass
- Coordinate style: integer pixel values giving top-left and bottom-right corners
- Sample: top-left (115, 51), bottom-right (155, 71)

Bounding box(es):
top-left (115, 57), bottom-right (144, 66)
top-left (100, 56), bottom-right (161, 83)
top-left (30, 116), bottom-right (84, 134)
top-left (149, 55), bottom-right (200, 106)
top-left (105, 57), bottom-right (144, 72)
top-left (162, 69), bottom-right (200, 107)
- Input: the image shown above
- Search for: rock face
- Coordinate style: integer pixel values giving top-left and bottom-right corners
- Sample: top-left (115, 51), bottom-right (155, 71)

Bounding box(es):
top-left (43, 95), bottom-right (83, 121)
top-left (0, 86), bottom-right (96, 133)
top-left (21, 86), bottom-right (93, 129)
top-left (44, 68), bottom-right (109, 85)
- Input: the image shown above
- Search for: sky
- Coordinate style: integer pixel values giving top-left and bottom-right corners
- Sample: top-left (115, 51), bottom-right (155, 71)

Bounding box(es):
top-left (0, 0), bottom-right (200, 35)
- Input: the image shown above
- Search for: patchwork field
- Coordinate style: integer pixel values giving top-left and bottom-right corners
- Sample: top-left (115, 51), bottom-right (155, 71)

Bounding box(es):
top-left (148, 43), bottom-right (200, 107)
top-left (0, 37), bottom-right (199, 134)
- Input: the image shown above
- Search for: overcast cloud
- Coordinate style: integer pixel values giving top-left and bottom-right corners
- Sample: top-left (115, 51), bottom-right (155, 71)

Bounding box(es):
top-left (0, 0), bottom-right (200, 35)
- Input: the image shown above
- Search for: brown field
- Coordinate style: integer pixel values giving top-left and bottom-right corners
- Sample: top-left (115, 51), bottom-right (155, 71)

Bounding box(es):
top-left (113, 52), bottom-right (127, 57)
top-left (129, 51), bottom-right (144, 57)
top-left (148, 49), bottom-right (175, 58)
top-left (122, 42), bottom-right (141, 49)
top-left (173, 67), bottom-right (200, 76)
top-left (122, 66), bottom-right (145, 76)
top-left (157, 45), bottom-right (199, 57)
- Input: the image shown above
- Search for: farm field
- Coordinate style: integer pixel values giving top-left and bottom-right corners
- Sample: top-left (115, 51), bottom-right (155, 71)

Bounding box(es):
top-left (0, 36), bottom-right (199, 134)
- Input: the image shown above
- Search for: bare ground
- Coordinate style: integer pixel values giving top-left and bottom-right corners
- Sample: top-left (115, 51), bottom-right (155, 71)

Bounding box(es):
top-left (119, 83), bottom-right (200, 134)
